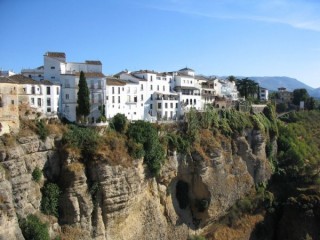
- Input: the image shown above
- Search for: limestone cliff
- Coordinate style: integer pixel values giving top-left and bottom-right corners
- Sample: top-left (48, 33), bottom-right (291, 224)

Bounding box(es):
top-left (0, 128), bottom-right (272, 240)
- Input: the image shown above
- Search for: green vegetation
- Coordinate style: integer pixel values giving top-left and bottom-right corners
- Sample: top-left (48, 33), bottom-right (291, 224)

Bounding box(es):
top-left (19, 214), bottom-right (50, 240)
top-left (76, 71), bottom-right (90, 122)
top-left (36, 119), bottom-right (48, 140)
top-left (40, 182), bottom-right (61, 217)
top-left (236, 78), bottom-right (259, 100)
top-left (292, 88), bottom-right (309, 106)
top-left (127, 121), bottom-right (165, 176)
top-left (32, 166), bottom-right (42, 182)
top-left (62, 125), bottom-right (99, 157)
top-left (111, 113), bottom-right (128, 133)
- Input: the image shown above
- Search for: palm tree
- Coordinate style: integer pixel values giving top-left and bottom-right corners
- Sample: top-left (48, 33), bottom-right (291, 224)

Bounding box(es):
top-left (236, 78), bottom-right (259, 99)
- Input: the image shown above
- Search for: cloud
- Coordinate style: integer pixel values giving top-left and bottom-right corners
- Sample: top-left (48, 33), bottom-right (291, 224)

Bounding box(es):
top-left (148, 0), bottom-right (320, 32)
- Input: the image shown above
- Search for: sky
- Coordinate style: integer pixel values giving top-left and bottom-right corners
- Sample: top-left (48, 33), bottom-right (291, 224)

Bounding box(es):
top-left (0, 0), bottom-right (320, 88)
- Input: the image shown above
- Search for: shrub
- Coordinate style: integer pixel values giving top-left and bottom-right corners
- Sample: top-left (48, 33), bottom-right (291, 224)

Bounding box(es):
top-left (127, 139), bottom-right (145, 159)
top-left (111, 113), bottom-right (128, 133)
top-left (62, 125), bottom-right (100, 158)
top-left (127, 121), bottom-right (165, 176)
top-left (41, 182), bottom-right (61, 217)
top-left (37, 119), bottom-right (49, 140)
top-left (19, 214), bottom-right (50, 240)
top-left (32, 166), bottom-right (42, 182)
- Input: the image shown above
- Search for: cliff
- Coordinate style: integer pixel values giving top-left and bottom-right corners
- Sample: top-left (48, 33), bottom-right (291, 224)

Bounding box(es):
top-left (0, 125), bottom-right (273, 240)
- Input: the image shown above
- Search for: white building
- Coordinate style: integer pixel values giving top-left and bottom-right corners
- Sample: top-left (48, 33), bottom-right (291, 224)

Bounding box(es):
top-left (0, 70), bottom-right (16, 77)
top-left (22, 52), bottom-right (106, 122)
top-left (105, 77), bottom-right (144, 121)
top-left (60, 72), bottom-right (106, 123)
top-left (8, 74), bottom-right (60, 117)
top-left (259, 87), bottom-right (269, 101)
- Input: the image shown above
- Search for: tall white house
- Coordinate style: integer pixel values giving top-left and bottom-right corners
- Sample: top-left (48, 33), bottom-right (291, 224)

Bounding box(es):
top-left (22, 52), bottom-right (106, 122)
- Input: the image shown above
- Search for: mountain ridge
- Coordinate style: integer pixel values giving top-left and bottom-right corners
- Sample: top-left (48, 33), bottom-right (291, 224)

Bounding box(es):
top-left (219, 76), bottom-right (320, 98)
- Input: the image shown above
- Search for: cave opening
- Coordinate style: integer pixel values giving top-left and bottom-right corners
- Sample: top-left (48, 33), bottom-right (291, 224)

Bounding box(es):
top-left (176, 180), bottom-right (189, 209)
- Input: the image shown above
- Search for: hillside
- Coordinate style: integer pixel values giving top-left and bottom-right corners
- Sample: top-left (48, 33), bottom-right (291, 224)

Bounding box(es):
top-left (249, 76), bottom-right (320, 98)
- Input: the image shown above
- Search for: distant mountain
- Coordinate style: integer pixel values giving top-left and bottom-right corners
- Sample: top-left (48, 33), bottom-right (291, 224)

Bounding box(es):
top-left (243, 76), bottom-right (319, 99)
top-left (249, 77), bottom-right (313, 92)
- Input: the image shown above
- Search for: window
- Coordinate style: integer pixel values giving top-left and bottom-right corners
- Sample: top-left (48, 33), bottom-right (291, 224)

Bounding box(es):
top-left (134, 96), bottom-right (137, 103)
top-left (31, 86), bottom-right (35, 94)
top-left (112, 96), bottom-right (115, 103)
top-left (37, 98), bottom-right (41, 106)
top-left (176, 103), bottom-right (178, 108)
top-left (46, 87), bottom-right (51, 95)
top-left (150, 104), bottom-right (153, 109)
top-left (165, 103), bottom-right (168, 108)
top-left (170, 103), bottom-right (173, 108)
top-left (158, 103), bottom-right (162, 109)
top-left (65, 94), bottom-right (69, 100)
top-left (157, 85), bottom-right (159, 91)
top-left (118, 96), bottom-right (120, 103)
top-left (151, 94), bottom-right (153, 100)
top-left (31, 98), bottom-right (34, 104)
top-left (38, 74), bottom-right (42, 77)
top-left (150, 76), bottom-right (153, 81)
top-left (141, 94), bottom-right (143, 101)
top-left (163, 86), bottom-right (165, 91)
top-left (11, 100), bottom-right (14, 105)
top-left (65, 105), bottom-right (69, 113)
top-left (194, 99), bottom-right (196, 105)
top-left (118, 87), bottom-right (120, 94)
top-left (141, 84), bottom-right (143, 90)
top-left (51, 66), bottom-right (55, 69)
top-left (29, 75), bottom-right (32, 78)
top-left (65, 80), bottom-right (70, 88)
top-left (47, 98), bottom-right (51, 106)
top-left (47, 107), bottom-right (51, 112)
top-left (150, 85), bottom-right (153, 91)
top-left (112, 87), bottom-right (114, 94)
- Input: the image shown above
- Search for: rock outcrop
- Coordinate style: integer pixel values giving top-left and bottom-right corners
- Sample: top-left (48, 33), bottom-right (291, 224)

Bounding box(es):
top-left (0, 129), bottom-right (273, 240)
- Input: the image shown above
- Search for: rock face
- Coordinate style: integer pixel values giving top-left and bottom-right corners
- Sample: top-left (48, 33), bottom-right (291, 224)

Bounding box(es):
top-left (0, 135), bottom-right (60, 240)
top-left (0, 129), bottom-right (272, 240)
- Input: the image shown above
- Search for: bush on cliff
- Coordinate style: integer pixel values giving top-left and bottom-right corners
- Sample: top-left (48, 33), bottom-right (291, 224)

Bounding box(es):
top-left (127, 121), bottom-right (165, 176)
top-left (32, 166), bottom-right (42, 182)
top-left (110, 113), bottom-right (128, 134)
top-left (62, 125), bottom-right (99, 157)
top-left (19, 214), bottom-right (50, 240)
top-left (41, 182), bottom-right (61, 217)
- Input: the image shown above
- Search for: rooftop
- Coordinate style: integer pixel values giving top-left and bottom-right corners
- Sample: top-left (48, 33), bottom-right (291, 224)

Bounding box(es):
top-left (85, 60), bottom-right (102, 65)
top-left (179, 67), bottom-right (195, 72)
top-left (45, 52), bottom-right (66, 58)
top-left (106, 77), bottom-right (126, 86)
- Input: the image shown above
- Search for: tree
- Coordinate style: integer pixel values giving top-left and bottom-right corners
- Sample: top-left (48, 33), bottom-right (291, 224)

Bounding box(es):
top-left (236, 78), bottom-right (259, 99)
top-left (292, 88), bottom-right (309, 106)
top-left (227, 75), bottom-right (236, 82)
top-left (111, 113), bottom-right (128, 133)
top-left (76, 71), bottom-right (90, 122)
top-left (305, 97), bottom-right (316, 110)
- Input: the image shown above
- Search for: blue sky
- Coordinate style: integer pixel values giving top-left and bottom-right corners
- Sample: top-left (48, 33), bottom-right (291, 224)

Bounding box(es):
top-left (1, 0), bottom-right (320, 88)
